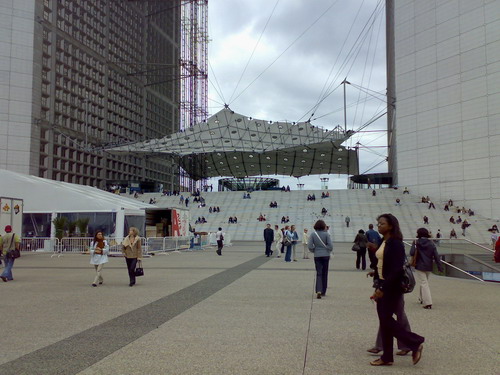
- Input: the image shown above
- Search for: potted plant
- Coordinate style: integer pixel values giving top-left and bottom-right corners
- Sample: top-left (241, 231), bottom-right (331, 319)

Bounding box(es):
top-left (68, 221), bottom-right (77, 237)
top-left (76, 217), bottom-right (90, 237)
top-left (52, 216), bottom-right (68, 241)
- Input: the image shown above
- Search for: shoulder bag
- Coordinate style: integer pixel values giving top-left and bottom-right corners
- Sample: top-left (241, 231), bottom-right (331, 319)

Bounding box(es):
top-left (410, 242), bottom-right (418, 267)
top-left (134, 260), bottom-right (144, 277)
top-left (7, 234), bottom-right (21, 259)
top-left (351, 244), bottom-right (360, 252)
top-left (401, 255), bottom-right (416, 294)
top-left (313, 231), bottom-right (328, 248)
top-left (282, 232), bottom-right (292, 246)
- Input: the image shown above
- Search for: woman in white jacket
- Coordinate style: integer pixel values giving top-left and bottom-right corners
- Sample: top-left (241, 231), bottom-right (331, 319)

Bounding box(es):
top-left (302, 228), bottom-right (310, 259)
top-left (90, 231), bottom-right (109, 287)
top-left (274, 225), bottom-right (282, 258)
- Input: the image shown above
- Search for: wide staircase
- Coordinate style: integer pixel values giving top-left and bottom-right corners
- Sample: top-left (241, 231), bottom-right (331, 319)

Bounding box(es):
top-left (134, 189), bottom-right (498, 244)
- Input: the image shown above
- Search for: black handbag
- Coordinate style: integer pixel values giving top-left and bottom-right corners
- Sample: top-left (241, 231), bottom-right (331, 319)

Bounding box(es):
top-left (9, 249), bottom-right (21, 259)
top-left (6, 234), bottom-right (20, 259)
top-left (401, 255), bottom-right (416, 294)
top-left (134, 260), bottom-right (144, 277)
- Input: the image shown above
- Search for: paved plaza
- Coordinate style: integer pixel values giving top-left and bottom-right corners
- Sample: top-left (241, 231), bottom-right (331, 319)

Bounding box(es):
top-left (1, 242), bottom-right (499, 375)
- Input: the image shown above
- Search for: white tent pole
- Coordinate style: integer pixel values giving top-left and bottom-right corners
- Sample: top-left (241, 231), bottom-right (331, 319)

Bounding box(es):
top-left (50, 212), bottom-right (57, 238)
top-left (115, 208), bottom-right (125, 240)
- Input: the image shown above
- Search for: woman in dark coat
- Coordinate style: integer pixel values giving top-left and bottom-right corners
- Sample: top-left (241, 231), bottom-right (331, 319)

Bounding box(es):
top-left (410, 228), bottom-right (443, 309)
top-left (353, 229), bottom-right (368, 270)
top-left (370, 213), bottom-right (424, 366)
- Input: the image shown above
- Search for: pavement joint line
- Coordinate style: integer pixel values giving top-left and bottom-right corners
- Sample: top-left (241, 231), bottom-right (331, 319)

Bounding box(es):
top-left (0, 255), bottom-right (272, 375)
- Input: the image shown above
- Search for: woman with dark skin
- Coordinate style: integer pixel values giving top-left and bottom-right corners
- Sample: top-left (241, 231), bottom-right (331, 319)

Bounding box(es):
top-left (369, 213), bottom-right (424, 366)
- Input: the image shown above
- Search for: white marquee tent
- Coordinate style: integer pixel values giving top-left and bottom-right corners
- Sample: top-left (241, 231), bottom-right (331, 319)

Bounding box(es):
top-left (0, 169), bottom-right (154, 238)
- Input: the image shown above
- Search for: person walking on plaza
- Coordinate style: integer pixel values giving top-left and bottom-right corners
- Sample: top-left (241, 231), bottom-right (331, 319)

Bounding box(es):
top-left (274, 225), bottom-right (282, 258)
top-left (216, 227), bottom-right (224, 256)
top-left (307, 220), bottom-right (333, 299)
top-left (345, 216), bottom-right (351, 227)
top-left (302, 228), bottom-right (310, 259)
top-left (410, 228), bottom-right (443, 309)
top-left (289, 225), bottom-right (299, 261)
top-left (0, 225), bottom-right (20, 282)
top-left (121, 227), bottom-right (143, 287)
top-left (89, 231), bottom-right (109, 287)
top-left (366, 224), bottom-right (382, 269)
top-left (369, 213), bottom-right (424, 366)
top-left (353, 229), bottom-right (368, 270)
top-left (367, 296), bottom-right (412, 357)
top-left (263, 224), bottom-right (274, 257)
top-left (283, 225), bottom-right (292, 262)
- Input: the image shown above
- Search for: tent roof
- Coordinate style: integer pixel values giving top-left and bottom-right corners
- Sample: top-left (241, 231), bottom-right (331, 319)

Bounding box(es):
top-left (0, 169), bottom-right (154, 213)
top-left (108, 108), bottom-right (359, 180)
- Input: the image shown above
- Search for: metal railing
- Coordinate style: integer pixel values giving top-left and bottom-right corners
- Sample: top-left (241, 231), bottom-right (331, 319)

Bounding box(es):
top-left (20, 236), bottom-right (200, 256)
top-left (403, 239), bottom-right (490, 282)
top-left (463, 238), bottom-right (495, 253)
top-left (439, 259), bottom-right (485, 282)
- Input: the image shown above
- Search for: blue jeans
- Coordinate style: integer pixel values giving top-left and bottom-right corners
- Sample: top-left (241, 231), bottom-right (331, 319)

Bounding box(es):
top-left (285, 245), bottom-right (292, 262)
top-left (1, 257), bottom-right (15, 280)
top-left (314, 256), bottom-right (330, 294)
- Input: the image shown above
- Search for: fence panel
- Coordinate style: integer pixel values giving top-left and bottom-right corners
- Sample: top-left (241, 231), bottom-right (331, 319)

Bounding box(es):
top-left (146, 236), bottom-right (190, 253)
top-left (21, 237), bottom-right (56, 252)
top-left (20, 236), bottom-right (192, 255)
top-left (59, 237), bottom-right (92, 253)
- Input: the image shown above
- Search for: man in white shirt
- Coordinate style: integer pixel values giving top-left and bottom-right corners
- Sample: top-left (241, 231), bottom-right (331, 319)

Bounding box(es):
top-left (216, 227), bottom-right (224, 255)
top-left (302, 228), bottom-right (310, 259)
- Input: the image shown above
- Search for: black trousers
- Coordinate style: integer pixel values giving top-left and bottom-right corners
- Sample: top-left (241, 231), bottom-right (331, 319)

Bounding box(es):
top-left (265, 241), bottom-right (273, 256)
top-left (368, 249), bottom-right (377, 270)
top-left (377, 292), bottom-right (424, 362)
top-left (314, 256), bottom-right (330, 294)
top-left (217, 240), bottom-right (223, 255)
top-left (125, 257), bottom-right (138, 285)
top-left (356, 247), bottom-right (367, 270)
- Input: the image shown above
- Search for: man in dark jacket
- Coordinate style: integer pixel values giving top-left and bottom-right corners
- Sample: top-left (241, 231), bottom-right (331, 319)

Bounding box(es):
top-left (263, 224), bottom-right (274, 257)
top-left (366, 224), bottom-right (382, 269)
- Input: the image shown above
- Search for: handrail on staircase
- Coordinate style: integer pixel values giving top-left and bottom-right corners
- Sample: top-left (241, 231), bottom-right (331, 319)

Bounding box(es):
top-left (402, 241), bottom-right (485, 282)
top-left (439, 259), bottom-right (485, 282)
top-left (462, 238), bottom-right (494, 253)
top-left (404, 237), bottom-right (494, 253)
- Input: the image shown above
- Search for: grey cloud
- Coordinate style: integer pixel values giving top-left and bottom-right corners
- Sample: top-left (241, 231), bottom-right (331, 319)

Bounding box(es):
top-left (208, 0), bottom-right (387, 190)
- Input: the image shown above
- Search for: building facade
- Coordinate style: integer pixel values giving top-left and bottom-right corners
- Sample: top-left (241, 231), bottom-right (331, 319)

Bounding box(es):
top-left (1, 0), bottom-right (184, 190)
top-left (393, 0), bottom-right (500, 219)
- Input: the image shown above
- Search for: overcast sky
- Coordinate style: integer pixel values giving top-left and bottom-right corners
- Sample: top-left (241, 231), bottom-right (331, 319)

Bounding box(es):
top-left (206, 0), bottom-right (387, 190)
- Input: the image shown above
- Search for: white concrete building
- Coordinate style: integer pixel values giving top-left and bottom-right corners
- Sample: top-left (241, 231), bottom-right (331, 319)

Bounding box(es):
top-left (0, 0), bottom-right (37, 175)
top-left (393, 0), bottom-right (500, 219)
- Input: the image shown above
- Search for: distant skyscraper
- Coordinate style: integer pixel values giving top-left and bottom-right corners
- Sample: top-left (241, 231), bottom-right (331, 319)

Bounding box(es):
top-left (391, 0), bottom-right (500, 219)
top-left (0, 0), bottom-right (198, 191)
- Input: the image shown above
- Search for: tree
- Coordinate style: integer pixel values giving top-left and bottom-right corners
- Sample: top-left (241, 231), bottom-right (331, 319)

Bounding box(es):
top-left (52, 216), bottom-right (68, 240)
top-left (76, 217), bottom-right (90, 237)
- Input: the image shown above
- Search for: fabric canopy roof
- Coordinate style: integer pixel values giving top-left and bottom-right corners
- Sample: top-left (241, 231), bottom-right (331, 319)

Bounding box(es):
top-left (108, 108), bottom-right (359, 180)
top-left (0, 169), bottom-right (153, 213)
